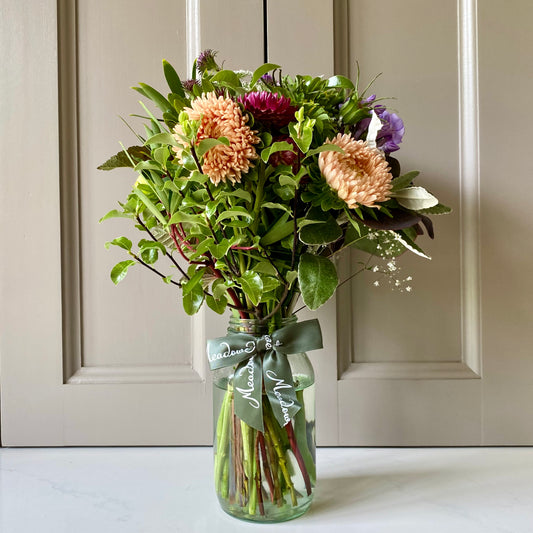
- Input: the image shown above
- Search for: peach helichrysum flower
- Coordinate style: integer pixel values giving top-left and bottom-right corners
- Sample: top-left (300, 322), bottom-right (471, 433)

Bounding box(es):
top-left (173, 93), bottom-right (259, 185)
top-left (318, 133), bottom-right (393, 208)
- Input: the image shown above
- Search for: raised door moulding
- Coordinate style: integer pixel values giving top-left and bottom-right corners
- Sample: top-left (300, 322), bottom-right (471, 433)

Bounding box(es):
top-left (339, 0), bottom-right (482, 381)
top-left (61, 0), bottom-right (207, 385)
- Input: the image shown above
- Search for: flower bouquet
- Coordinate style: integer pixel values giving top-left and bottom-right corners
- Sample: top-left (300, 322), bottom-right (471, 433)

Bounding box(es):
top-left (99, 50), bottom-right (450, 522)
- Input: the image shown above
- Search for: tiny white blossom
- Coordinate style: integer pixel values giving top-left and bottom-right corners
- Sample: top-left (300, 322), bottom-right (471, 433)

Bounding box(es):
top-left (373, 281), bottom-right (380, 287)
top-left (406, 286), bottom-right (412, 292)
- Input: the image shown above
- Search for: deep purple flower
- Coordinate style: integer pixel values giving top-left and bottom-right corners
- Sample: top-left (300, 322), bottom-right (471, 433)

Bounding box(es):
top-left (238, 91), bottom-right (298, 128)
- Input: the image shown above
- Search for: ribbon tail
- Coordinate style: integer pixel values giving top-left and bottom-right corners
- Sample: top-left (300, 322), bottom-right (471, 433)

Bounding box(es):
top-left (233, 354), bottom-right (264, 432)
top-left (263, 350), bottom-right (301, 428)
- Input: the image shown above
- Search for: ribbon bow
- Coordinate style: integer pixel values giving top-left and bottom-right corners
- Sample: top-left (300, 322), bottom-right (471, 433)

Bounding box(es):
top-left (206, 319), bottom-right (322, 432)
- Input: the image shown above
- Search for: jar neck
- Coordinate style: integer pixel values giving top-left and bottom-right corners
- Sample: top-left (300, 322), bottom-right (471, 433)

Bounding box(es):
top-left (227, 315), bottom-right (297, 335)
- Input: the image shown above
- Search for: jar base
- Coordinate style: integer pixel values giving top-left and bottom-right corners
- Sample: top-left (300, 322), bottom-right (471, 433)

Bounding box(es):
top-left (219, 495), bottom-right (313, 523)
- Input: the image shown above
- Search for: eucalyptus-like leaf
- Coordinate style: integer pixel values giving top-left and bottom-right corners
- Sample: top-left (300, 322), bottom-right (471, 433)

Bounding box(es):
top-left (298, 254), bottom-right (338, 310)
top-left (238, 271), bottom-right (263, 307)
top-left (110, 260), bottom-right (136, 285)
top-left (390, 187), bottom-right (439, 210)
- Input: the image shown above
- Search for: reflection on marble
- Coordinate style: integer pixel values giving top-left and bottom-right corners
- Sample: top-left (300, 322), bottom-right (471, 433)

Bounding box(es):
top-left (1, 447), bottom-right (533, 532)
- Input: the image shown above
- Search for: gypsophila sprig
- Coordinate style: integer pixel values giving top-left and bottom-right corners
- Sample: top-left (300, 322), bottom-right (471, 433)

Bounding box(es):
top-left (99, 51), bottom-right (451, 322)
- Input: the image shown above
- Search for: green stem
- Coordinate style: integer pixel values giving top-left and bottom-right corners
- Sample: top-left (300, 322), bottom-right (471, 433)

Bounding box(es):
top-left (214, 388), bottom-right (232, 494)
top-left (294, 389), bottom-right (316, 484)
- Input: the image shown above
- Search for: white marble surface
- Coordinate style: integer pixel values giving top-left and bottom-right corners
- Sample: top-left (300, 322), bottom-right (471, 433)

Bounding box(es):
top-left (1, 447), bottom-right (533, 533)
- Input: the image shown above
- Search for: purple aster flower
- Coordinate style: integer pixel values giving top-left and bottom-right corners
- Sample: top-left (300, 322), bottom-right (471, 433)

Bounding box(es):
top-left (238, 91), bottom-right (298, 128)
top-left (353, 103), bottom-right (405, 153)
top-left (376, 109), bottom-right (405, 153)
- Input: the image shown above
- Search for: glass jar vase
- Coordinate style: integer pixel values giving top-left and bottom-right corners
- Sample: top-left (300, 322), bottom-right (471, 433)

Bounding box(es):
top-left (212, 316), bottom-right (316, 523)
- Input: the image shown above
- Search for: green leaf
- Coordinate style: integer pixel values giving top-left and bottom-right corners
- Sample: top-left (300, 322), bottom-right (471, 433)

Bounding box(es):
top-left (167, 212), bottom-right (205, 225)
top-left (250, 63), bottom-right (281, 87)
top-left (197, 137), bottom-right (229, 157)
top-left (299, 217), bottom-right (342, 245)
top-left (133, 187), bottom-right (168, 226)
top-left (289, 118), bottom-right (315, 153)
top-left (216, 208), bottom-right (253, 224)
top-left (327, 75), bottom-right (355, 90)
top-left (162, 59), bottom-right (185, 97)
top-left (210, 69), bottom-right (242, 87)
top-left (238, 271), bottom-right (263, 306)
top-left (252, 261), bottom-right (277, 276)
top-left (163, 275), bottom-right (173, 284)
top-left (260, 141), bottom-right (295, 163)
top-left (206, 294), bottom-right (227, 314)
top-left (298, 254), bottom-right (338, 310)
top-left (110, 260), bottom-right (136, 285)
top-left (145, 132), bottom-right (178, 146)
top-left (140, 247), bottom-right (158, 264)
top-left (390, 187), bottom-right (438, 210)
top-left (105, 237), bottom-right (132, 251)
top-left (417, 203), bottom-right (452, 215)
top-left (153, 146), bottom-right (170, 167)
top-left (182, 267), bottom-right (206, 296)
top-left (97, 146), bottom-right (150, 171)
top-left (390, 171), bottom-right (420, 192)
top-left (260, 214), bottom-right (293, 246)
top-left (136, 83), bottom-right (174, 115)
top-left (261, 202), bottom-right (292, 214)
top-left (304, 144), bottom-right (345, 159)
top-left (183, 283), bottom-right (204, 315)
top-left (220, 188), bottom-right (252, 203)
top-left (394, 231), bottom-right (431, 259)
top-left (99, 209), bottom-right (134, 223)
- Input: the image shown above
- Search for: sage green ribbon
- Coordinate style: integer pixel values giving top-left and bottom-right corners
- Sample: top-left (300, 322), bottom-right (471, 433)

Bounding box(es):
top-left (207, 319), bottom-right (322, 432)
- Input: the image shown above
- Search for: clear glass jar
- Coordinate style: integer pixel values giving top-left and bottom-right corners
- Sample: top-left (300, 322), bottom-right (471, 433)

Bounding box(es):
top-left (212, 316), bottom-right (316, 523)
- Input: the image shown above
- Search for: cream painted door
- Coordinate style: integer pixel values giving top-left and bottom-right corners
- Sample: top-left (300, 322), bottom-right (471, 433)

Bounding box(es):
top-left (2, 0), bottom-right (533, 447)
top-left (0, 0), bottom-right (265, 446)
top-left (334, 0), bottom-right (533, 445)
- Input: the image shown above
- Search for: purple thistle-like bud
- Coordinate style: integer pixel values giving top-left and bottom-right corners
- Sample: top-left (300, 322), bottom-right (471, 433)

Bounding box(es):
top-left (260, 74), bottom-right (276, 86)
top-left (238, 91), bottom-right (297, 128)
top-left (182, 79), bottom-right (199, 92)
top-left (196, 49), bottom-right (219, 73)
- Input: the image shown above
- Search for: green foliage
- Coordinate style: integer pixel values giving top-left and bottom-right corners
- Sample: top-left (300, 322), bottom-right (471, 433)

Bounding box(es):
top-left (98, 52), bottom-right (449, 320)
top-left (298, 254), bottom-right (338, 310)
